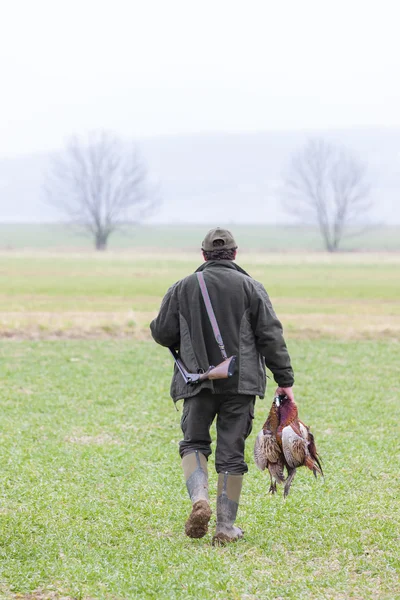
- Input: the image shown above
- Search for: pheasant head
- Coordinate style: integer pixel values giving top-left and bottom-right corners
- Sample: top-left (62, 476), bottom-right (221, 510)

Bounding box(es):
top-left (262, 400), bottom-right (280, 434)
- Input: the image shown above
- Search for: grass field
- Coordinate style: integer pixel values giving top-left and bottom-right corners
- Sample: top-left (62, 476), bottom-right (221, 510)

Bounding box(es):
top-left (0, 251), bottom-right (399, 340)
top-left (0, 340), bottom-right (399, 599)
top-left (0, 229), bottom-right (399, 599)
top-left (1, 223), bottom-right (400, 252)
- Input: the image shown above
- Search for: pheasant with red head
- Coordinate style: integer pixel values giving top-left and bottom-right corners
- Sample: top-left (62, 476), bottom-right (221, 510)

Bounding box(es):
top-left (254, 394), bottom-right (323, 497)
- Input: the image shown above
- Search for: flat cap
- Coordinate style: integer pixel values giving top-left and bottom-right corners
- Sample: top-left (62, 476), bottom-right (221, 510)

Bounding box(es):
top-left (201, 227), bottom-right (237, 251)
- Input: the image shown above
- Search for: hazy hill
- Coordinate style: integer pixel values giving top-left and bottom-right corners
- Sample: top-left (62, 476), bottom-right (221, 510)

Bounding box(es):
top-left (0, 128), bottom-right (398, 224)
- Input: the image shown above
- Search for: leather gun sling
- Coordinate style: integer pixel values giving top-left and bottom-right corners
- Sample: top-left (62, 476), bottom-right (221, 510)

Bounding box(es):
top-left (196, 272), bottom-right (228, 361)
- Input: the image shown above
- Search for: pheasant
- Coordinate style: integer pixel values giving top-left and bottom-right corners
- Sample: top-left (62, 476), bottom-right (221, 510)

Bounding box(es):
top-left (254, 394), bottom-right (323, 497)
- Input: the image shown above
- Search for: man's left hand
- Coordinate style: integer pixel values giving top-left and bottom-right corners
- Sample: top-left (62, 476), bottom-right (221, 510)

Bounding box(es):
top-left (275, 386), bottom-right (295, 402)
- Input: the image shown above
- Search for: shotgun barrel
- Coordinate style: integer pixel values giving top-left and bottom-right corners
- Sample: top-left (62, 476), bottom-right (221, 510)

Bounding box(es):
top-left (168, 347), bottom-right (202, 384)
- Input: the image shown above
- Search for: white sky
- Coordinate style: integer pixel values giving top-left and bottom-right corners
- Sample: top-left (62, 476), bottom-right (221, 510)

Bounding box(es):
top-left (1, 0), bottom-right (400, 157)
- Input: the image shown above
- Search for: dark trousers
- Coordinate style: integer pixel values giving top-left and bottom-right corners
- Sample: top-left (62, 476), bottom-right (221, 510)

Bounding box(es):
top-left (179, 391), bottom-right (255, 474)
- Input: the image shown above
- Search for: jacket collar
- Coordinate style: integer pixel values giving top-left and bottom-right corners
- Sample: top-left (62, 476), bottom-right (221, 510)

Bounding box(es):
top-left (195, 260), bottom-right (251, 277)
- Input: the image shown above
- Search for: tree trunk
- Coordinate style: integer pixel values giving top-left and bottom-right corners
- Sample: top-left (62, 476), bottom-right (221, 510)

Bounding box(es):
top-left (330, 240), bottom-right (339, 252)
top-left (322, 231), bottom-right (334, 253)
top-left (95, 232), bottom-right (108, 251)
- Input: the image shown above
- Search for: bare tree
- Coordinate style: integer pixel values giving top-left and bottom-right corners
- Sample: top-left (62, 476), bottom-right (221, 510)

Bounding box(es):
top-left (45, 131), bottom-right (159, 250)
top-left (282, 139), bottom-right (371, 252)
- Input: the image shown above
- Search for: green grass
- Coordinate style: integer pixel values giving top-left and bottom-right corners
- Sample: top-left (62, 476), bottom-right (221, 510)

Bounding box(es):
top-left (0, 339), bottom-right (398, 599)
top-left (0, 240), bottom-right (399, 597)
top-left (1, 252), bottom-right (399, 340)
top-left (1, 223), bottom-right (400, 251)
top-left (0, 253), bottom-right (399, 308)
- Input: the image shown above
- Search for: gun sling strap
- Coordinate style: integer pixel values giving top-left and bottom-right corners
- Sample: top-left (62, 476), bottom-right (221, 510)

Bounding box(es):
top-left (196, 272), bottom-right (228, 361)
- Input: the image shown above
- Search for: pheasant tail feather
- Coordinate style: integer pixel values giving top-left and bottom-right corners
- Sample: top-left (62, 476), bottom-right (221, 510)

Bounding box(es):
top-left (305, 455), bottom-right (323, 477)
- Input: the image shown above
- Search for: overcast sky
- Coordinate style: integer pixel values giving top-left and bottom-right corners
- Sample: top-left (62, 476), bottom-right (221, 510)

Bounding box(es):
top-left (1, 0), bottom-right (400, 158)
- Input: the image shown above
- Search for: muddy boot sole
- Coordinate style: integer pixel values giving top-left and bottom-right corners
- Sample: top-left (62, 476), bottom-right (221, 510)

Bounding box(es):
top-left (212, 527), bottom-right (244, 546)
top-left (185, 500), bottom-right (212, 538)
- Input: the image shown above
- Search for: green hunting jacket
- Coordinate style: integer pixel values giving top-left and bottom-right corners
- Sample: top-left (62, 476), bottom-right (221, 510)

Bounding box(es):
top-left (150, 260), bottom-right (294, 402)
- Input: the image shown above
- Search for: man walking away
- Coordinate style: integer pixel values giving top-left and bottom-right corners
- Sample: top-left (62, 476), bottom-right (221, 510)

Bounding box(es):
top-left (150, 228), bottom-right (294, 544)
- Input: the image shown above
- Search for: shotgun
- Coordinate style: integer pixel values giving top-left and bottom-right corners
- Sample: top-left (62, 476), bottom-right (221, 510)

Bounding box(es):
top-left (169, 347), bottom-right (236, 385)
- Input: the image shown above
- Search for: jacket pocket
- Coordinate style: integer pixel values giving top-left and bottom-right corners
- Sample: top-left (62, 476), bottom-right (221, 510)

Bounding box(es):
top-left (179, 314), bottom-right (199, 371)
top-left (180, 400), bottom-right (190, 433)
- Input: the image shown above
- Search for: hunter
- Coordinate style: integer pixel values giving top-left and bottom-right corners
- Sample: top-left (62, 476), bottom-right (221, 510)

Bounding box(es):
top-left (150, 227), bottom-right (294, 544)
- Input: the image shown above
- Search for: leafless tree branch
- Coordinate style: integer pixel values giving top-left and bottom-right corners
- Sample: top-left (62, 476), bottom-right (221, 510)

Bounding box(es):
top-left (281, 138), bottom-right (372, 251)
top-left (44, 131), bottom-right (160, 250)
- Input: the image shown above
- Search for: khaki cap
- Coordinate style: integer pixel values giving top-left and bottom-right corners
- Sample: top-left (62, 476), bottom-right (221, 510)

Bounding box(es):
top-left (201, 227), bottom-right (237, 251)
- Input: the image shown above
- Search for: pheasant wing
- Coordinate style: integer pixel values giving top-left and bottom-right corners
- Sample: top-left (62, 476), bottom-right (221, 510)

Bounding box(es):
top-left (254, 430), bottom-right (282, 471)
top-left (281, 424), bottom-right (307, 468)
top-left (268, 451), bottom-right (285, 484)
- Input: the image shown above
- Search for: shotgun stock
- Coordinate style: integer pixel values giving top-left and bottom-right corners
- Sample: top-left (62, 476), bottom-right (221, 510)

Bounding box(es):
top-left (207, 356), bottom-right (236, 380)
top-left (169, 347), bottom-right (236, 385)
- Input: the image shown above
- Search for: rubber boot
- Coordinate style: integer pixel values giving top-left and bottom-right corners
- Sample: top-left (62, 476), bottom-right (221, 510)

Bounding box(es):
top-left (182, 450), bottom-right (212, 538)
top-left (213, 472), bottom-right (244, 545)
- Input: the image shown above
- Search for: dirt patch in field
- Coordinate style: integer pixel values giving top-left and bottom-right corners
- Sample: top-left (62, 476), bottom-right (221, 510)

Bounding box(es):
top-left (0, 328), bottom-right (143, 340)
top-left (0, 304), bottom-right (400, 341)
top-left (0, 310), bottom-right (152, 340)
top-left (1, 327), bottom-right (400, 342)
top-left (283, 312), bottom-right (400, 341)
